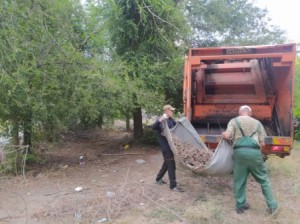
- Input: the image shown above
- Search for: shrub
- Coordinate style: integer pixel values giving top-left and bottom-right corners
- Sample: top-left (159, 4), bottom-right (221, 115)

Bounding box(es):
top-left (139, 126), bottom-right (158, 145)
top-left (0, 144), bottom-right (37, 175)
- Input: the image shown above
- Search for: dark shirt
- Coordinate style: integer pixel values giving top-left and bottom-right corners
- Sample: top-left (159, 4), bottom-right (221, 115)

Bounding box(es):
top-left (152, 117), bottom-right (176, 153)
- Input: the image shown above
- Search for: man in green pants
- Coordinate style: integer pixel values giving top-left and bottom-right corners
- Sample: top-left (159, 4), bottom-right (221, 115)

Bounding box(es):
top-left (222, 105), bottom-right (278, 214)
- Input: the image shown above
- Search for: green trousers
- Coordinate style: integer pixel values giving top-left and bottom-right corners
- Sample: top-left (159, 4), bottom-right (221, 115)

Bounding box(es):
top-left (233, 148), bottom-right (278, 209)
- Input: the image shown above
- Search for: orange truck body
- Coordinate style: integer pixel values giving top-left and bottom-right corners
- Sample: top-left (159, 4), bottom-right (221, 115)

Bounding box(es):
top-left (183, 43), bottom-right (297, 157)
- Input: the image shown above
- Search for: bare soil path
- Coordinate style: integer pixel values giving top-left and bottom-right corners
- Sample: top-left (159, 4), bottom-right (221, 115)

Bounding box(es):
top-left (1, 130), bottom-right (300, 224)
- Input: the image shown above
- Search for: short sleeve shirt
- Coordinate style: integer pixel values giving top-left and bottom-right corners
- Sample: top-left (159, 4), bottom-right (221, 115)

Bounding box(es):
top-left (225, 115), bottom-right (267, 145)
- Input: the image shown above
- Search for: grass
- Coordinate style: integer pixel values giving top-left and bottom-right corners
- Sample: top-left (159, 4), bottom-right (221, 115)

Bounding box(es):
top-left (147, 208), bottom-right (179, 223)
top-left (180, 156), bottom-right (300, 224)
top-left (113, 141), bottom-right (300, 224)
top-left (184, 200), bottom-right (223, 224)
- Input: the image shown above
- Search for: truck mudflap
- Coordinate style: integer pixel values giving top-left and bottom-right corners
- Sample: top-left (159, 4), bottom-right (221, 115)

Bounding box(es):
top-left (200, 135), bottom-right (293, 156)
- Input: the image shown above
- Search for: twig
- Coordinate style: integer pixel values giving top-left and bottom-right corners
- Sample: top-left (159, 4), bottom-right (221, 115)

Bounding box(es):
top-left (15, 148), bottom-right (18, 175)
top-left (0, 166), bottom-right (9, 174)
top-left (142, 0), bottom-right (180, 32)
top-left (140, 185), bottom-right (186, 222)
top-left (100, 153), bottom-right (145, 156)
top-left (116, 168), bottom-right (131, 216)
top-left (7, 145), bottom-right (29, 148)
top-left (120, 168), bottom-right (130, 192)
top-left (149, 6), bottom-right (171, 44)
top-left (22, 146), bottom-right (29, 179)
top-left (57, 178), bottom-right (62, 191)
top-left (107, 198), bottom-right (112, 223)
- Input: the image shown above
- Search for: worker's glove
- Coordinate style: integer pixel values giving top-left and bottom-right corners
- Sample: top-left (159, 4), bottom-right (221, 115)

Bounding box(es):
top-left (159, 113), bottom-right (168, 122)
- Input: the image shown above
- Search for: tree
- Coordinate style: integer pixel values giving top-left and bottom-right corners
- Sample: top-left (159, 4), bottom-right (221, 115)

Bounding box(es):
top-left (184, 0), bottom-right (287, 47)
top-left (0, 0), bottom-right (121, 147)
top-left (102, 0), bottom-right (188, 139)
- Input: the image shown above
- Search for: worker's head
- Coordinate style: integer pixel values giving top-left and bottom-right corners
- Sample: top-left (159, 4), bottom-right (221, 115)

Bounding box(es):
top-left (163, 104), bottom-right (175, 117)
top-left (239, 105), bottom-right (252, 116)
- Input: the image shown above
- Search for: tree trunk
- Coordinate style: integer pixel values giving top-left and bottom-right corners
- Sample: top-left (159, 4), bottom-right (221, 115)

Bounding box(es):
top-left (23, 116), bottom-right (32, 151)
top-left (132, 107), bottom-right (143, 139)
top-left (12, 121), bottom-right (20, 145)
top-left (125, 113), bottom-right (131, 131)
top-left (97, 114), bottom-right (104, 129)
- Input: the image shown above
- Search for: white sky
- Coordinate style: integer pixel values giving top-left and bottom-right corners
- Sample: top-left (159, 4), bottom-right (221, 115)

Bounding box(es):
top-left (255, 0), bottom-right (300, 43)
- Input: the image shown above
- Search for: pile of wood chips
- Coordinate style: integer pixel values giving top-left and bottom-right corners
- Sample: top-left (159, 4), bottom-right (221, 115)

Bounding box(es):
top-left (171, 134), bottom-right (213, 173)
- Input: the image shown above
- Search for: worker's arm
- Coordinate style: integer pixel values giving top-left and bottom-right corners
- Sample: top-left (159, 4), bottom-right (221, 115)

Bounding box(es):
top-left (152, 114), bottom-right (168, 131)
top-left (258, 122), bottom-right (267, 147)
top-left (152, 120), bottom-right (163, 132)
top-left (260, 142), bottom-right (265, 147)
top-left (222, 119), bottom-right (235, 140)
top-left (222, 131), bottom-right (232, 140)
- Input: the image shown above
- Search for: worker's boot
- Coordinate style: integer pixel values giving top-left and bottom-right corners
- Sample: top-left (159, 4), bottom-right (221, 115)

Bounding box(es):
top-left (266, 207), bottom-right (278, 215)
top-left (242, 202), bottom-right (251, 210)
top-left (236, 207), bottom-right (244, 214)
top-left (156, 179), bottom-right (167, 185)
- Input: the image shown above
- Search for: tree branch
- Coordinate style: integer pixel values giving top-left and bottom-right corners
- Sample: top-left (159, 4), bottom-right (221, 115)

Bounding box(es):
top-left (142, 0), bottom-right (180, 32)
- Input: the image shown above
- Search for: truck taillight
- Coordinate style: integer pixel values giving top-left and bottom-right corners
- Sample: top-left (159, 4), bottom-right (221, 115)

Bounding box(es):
top-left (271, 146), bottom-right (289, 152)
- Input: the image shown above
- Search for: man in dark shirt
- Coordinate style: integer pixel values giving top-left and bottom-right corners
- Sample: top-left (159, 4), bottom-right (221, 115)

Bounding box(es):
top-left (152, 105), bottom-right (184, 192)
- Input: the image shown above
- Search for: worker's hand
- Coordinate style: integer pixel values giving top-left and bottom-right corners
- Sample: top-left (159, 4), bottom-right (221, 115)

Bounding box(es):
top-left (159, 113), bottom-right (168, 122)
top-left (222, 131), bottom-right (231, 140)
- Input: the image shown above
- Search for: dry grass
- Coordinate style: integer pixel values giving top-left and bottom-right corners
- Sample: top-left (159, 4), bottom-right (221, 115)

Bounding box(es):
top-left (115, 142), bottom-right (300, 224)
top-left (1, 138), bottom-right (299, 224)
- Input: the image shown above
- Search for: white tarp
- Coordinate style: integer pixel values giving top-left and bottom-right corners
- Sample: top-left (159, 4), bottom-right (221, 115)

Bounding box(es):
top-left (162, 117), bottom-right (233, 175)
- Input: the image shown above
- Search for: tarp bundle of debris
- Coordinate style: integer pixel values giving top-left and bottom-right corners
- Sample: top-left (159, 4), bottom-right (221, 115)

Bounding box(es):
top-left (162, 117), bottom-right (233, 176)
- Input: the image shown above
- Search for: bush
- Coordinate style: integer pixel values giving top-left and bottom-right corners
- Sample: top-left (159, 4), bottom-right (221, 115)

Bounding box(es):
top-left (295, 129), bottom-right (300, 141)
top-left (0, 145), bottom-right (24, 174)
top-left (295, 116), bottom-right (300, 140)
top-left (0, 144), bottom-right (38, 175)
top-left (139, 126), bottom-right (158, 145)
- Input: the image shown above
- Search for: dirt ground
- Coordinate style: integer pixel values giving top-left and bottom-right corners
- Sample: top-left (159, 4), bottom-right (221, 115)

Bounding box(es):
top-left (0, 129), bottom-right (300, 224)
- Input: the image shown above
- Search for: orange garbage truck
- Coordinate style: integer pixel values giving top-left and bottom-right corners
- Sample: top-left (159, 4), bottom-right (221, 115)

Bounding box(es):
top-left (183, 43), bottom-right (297, 157)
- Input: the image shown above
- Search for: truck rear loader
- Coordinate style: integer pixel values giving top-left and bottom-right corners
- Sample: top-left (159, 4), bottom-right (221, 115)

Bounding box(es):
top-left (183, 43), bottom-right (297, 157)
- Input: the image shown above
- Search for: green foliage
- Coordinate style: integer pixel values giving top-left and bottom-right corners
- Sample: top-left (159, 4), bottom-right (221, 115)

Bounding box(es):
top-left (0, 145), bottom-right (24, 175)
top-left (184, 0), bottom-right (287, 47)
top-left (0, 144), bottom-right (43, 174)
top-left (295, 130), bottom-right (300, 141)
top-left (0, 0), bottom-right (126, 143)
top-left (139, 126), bottom-right (158, 145)
top-left (294, 57), bottom-right (300, 117)
top-left (294, 57), bottom-right (300, 140)
top-left (101, 0), bottom-right (189, 136)
top-left (103, 0), bottom-right (188, 103)
top-left (0, 0), bottom-right (292, 147)
top-left (105, 0), bottom-right (188, 56)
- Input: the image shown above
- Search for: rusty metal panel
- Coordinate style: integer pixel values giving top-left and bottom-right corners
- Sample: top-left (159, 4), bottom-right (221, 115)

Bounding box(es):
top-left (190, 44), bottom-right (295, 56)
top-left (194, 104), bottom-right (273, 121)
top-left (192, 53), bottom-right (285, 61)
top-left (203, 95), bottom-right (267, 104)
